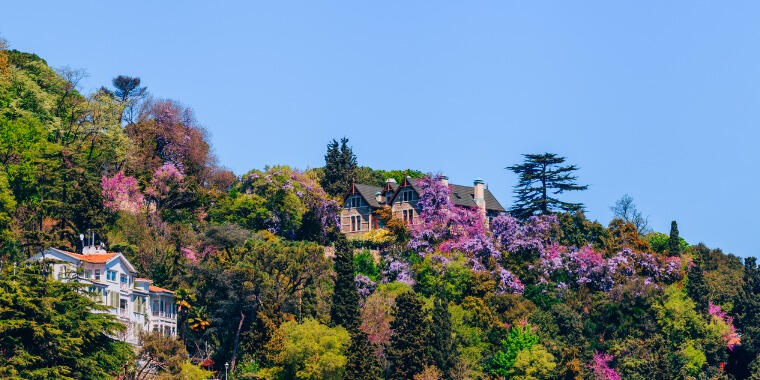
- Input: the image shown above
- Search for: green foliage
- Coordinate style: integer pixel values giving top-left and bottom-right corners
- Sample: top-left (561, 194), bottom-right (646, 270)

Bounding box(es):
top-left (354, 166), bottom-right (425, 187)
top-left (321, 137), bottom-right (357, 197)
top-left (331, 235), bottom-right (360, 330)
top-left (345, 331), bottom-right (382, 380)
top-left (156, 361), bottom-right (214, 380)
top-left (687, 247), bottom-right (710, 313)
top-left (486, 323), bottom-right (540, 378)
top-left (0, 263), bottom-right (133, 379)
top-left (414, 254), bottom-right (474, 303)
top-left (647, 232), bottom-right (688, 254)
top-left (388, 291), bottom-right (430, 380)
top-left (555, 211), bottom-right (608, 248)
top-left (669, 221), bottom-right (682, 256)
top-left (261, 318), bottom-right (350, 380)
top-left (510, 344), bottom-right (556, 380)
top-left (354, 248), bottom-right (379, 280)
top-left (507, 153), bottom-right (588, 219)
top-left (429, 297), bottom-right (458, 379)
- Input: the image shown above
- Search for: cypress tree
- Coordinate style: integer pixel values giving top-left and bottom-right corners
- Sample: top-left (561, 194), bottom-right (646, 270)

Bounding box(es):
top-left (330, 235), bottom-right (360, 330)
top-left (321, 137), bottom-right (358, 197)
top-left (387, 291), bottom-right (429, 380)
top-left (507, 153), bottom-right (588, 219)
top-left (668, 220), bottom-right (681, 256)
top-left (429, 297), bottom-right (457, 379)
top-left (728, 257), bottom-right (760, 377)
top-left (345, 331), bottom-right (382, 380)
top-left (686, 245), bottom-right (710, 313)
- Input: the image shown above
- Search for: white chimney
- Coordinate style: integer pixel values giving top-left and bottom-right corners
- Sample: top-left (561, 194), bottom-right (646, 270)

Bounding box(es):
top-left (440, 175), bottom-right (449, 187)
top-left (473, 178), bottom-right (486, 222)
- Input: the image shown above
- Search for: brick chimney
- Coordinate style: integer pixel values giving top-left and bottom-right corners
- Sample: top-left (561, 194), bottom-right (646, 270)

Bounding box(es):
top-left (473, 178), bottom-right (487, 222)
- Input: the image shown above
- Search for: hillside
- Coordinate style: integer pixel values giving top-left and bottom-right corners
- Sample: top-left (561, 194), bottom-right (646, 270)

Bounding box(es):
top-left (1, 45), bottom-right (758, 379)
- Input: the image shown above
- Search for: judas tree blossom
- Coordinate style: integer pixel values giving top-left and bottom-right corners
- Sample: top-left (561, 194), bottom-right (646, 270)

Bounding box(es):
top-left (101, 172), bottom-right (144, 213)
top-left (589, 351), bottom-right (621, 380)
top-left (146, 162), bottom-right (185, 198)
top-left (708, 302), bottom-right (741, 351)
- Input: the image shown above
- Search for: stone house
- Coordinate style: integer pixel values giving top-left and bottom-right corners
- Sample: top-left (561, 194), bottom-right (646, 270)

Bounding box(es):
top-left (340, 176), bottom-right (505, 237)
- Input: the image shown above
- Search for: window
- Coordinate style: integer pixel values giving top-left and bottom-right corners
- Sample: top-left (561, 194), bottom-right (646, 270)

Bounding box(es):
top-left (120, 298), bottom-right (127, 310)
top-left (403, 210), bottom-right (414, 225)
top-left (84, 269), bottom-right (91, 279)
top-left (350, 215), bottom-right (361, 231)
top-left (401, 190), bottom-right (414, 202)
top-left (120, 274), bottom-right (128, 283)
top-left (94, 269), bottom-right (100, 280)
top-left (106, 270), bottom-right (117, 282)
top-left (153, 300), bottom-right (159, 316)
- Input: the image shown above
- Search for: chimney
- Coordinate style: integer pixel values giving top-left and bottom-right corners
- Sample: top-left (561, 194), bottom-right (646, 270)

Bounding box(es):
top-left (473, 178), bottom-right (486, 222)
top-left (375, 191), bottom-right (385, 204)
top-left (440, 175), bottom-right (449, 187)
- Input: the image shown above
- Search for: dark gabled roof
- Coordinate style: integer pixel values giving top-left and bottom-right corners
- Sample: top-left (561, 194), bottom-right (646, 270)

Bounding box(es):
top-left (383, 178), bottom-right (506, 213)
top-left (349, 183), bottom-right (384, 208)
top-left (449, 183), bottom-right (506, 212)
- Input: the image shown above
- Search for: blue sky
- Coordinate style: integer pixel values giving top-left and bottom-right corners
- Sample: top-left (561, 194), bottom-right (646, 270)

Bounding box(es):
top-left (3, 2), bottom-right (758, 257)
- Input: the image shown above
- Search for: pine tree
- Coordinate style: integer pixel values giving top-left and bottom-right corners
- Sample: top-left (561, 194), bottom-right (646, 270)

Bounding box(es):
top-left (388, 291), bottom-right (429, 380)
top-left (735, 258), bottom-right (760, 358)
top-left (330, 235), bottom-right (360, 330)
top-left (345, 331), bottom-right (382, 380)
top-left (0, 263), bottom-right (133, 378)
top-left (686, 245), bottom-right (710, 313)
top-left (429, 297), bottom-right (457, 379)
top-left (669, 221), bottom-right (681, 256)
top-left (507, 153), bottom-right (588, 219)
top-left (321, 137), bottom-right (358, 197)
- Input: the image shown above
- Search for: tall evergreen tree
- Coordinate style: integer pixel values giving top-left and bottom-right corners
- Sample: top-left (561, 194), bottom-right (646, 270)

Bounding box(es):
top-left (669, 221), bottom-right (681, 256)
top-left (387, 291), bottom-right (429, 380)
top-left (330, 235), bottom-right (360, 330)
top-left (321, 137), bottom-right (358, 197)
top-left (429, 297), bottom-right (457, 379)
top-left (507, 153), bottom-right (588, 219)
top-left (0, 263), bottom-right (133, 378)
top-left (345, 331), bottom-right (382, 380)
top-left (734, 258), bottom-right (760, 358)
top-left (686, 245), bottom-right (710, 313)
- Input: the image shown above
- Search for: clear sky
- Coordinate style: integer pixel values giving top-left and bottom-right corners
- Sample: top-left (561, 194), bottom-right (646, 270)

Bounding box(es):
top-left (2, 1), bottom-right (758, 257)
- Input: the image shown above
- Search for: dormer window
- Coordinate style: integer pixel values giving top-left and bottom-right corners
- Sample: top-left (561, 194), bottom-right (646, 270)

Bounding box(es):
top-left (402, 190), bottom-right (414, 202)
top-left (346, 196), bottom-right (361, 209)
top-left (107, 270), bottom-right (117, 282)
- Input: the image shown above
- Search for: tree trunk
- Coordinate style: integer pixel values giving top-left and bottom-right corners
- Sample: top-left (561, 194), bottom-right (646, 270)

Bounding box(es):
top-left (230, 311), bottom-right (246, 373)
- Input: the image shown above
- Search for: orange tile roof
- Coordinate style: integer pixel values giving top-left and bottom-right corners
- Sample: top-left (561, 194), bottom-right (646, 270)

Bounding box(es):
top-left (134, 277), bottom-right (153, 282)
top-left (149, 285), bottom-right (174, 294)
top-left (56, 250), bottom-right (118, 264)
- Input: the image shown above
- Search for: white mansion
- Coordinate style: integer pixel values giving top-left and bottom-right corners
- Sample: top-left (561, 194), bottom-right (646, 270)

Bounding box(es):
top-left (29, 245), bottom-right (177, 345)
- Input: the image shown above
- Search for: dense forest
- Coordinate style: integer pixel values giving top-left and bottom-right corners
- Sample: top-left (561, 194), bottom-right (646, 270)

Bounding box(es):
top-left (1, 41), bottom-right (759, 380)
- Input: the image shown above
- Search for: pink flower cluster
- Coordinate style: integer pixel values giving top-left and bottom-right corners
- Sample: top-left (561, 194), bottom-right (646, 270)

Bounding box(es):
top-left (708, 302), bottom-right (741, 351)
top-left (101, 172), bottom-right (144, 213)
top-left (589, 351), bottom-right (620, 380)
top-left (146, 162), bottom-right (185, 199)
